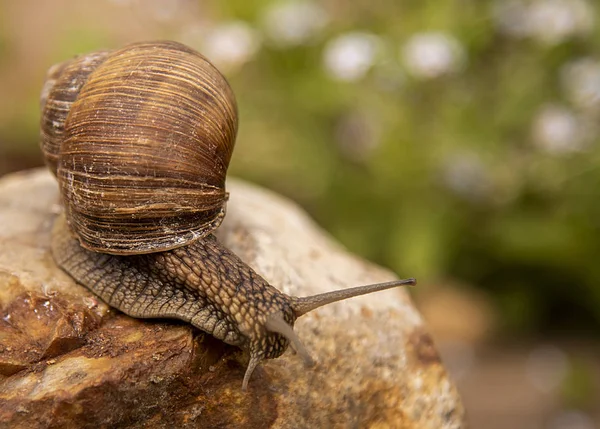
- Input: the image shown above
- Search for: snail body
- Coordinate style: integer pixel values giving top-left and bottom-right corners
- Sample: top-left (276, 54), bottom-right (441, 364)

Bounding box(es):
top-left (41, 41), bottom-right (415, 390)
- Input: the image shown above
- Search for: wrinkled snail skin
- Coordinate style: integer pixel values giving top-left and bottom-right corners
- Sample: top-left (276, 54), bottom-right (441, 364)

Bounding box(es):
top-left (51, 215), bottom-right (295, 389)
top-left (42, 41), bottom-right (416, 390)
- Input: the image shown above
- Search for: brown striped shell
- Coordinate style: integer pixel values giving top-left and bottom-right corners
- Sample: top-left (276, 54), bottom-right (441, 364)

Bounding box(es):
top-left (40, 41), bottom-right (238, 255)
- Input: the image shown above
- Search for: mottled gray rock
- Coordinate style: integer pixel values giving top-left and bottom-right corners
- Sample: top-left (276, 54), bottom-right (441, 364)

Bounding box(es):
top-left (0, 169), bottom-right (465, 428)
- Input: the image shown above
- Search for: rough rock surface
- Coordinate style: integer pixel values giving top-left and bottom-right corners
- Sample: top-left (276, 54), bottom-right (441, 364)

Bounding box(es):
top-left (0, 169), bottom-right (465, 429)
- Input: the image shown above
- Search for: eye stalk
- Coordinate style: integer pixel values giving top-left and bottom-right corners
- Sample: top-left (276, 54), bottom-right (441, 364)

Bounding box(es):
top-left (291, 278), bottom-right (417, 317)
top-left (266, 311), bottom-right (315, 366)
top-left (241, 278), bottom-right (416, 390)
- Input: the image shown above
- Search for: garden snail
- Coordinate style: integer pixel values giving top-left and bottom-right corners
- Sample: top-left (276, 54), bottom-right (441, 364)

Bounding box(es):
top-left (40, 41), bottom-right (416, 390)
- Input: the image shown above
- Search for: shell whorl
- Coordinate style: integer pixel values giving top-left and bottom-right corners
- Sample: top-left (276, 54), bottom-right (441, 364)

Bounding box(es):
top-left (40, 41), bottom-right (238, 255)
top-left (40, 50), bottom-right (111, 176)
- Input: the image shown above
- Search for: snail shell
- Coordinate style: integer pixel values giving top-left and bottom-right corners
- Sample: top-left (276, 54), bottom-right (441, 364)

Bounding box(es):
top-left (40, 41), bottom-right (238, 255)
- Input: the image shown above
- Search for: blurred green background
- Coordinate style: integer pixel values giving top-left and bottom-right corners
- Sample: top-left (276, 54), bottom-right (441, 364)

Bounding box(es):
top-left (0, 1), bottom-right (599, 427)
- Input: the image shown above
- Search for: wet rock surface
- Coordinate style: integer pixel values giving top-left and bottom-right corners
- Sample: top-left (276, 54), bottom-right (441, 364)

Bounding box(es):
top-left (0, 169), bottom-right (465, 428)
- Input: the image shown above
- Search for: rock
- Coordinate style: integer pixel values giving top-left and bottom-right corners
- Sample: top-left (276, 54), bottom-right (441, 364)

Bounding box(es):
top-left (0, 169), bottom-right (465, 429)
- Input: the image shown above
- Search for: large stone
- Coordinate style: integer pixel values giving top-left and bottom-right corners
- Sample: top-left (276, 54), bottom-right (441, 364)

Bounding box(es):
top-left (0, 169), bottom-right (465, 428)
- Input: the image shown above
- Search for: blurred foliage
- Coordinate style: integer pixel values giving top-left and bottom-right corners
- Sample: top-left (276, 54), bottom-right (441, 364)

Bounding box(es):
top-left (561, 357), bottom-right (597, 409)
top-left (0, 0), bottom-right (599, 336)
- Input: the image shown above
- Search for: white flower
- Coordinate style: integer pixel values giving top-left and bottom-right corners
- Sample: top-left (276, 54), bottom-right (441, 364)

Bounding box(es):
top-left (322, 32), bottom-right (381, 82)
top-left (441, 152), bottom-right (491, 201)
top-left (142, 0), bottom-right (190, 22)
top-left (262, 1), bottom-right (328, 48)
top-left (525, 345), bottom-right (568, 394)
top-left (401, 32), bottom-right (466, 80)
top-left (561, 58), bottom-right (600, 111)
top-left (548, 410), bottom-right (595, 429)
top-left (199, 21), bottom-right (261, 71)
top-left (532, 105), bottom-right (588, 154)
top-left (528, 0), bottom-right (594, 45)
top-left (493, 0), bottom-right (595, 45)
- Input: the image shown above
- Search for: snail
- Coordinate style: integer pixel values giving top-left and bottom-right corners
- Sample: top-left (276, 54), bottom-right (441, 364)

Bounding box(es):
top-left (40, 40), bottom-right (416, 390)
